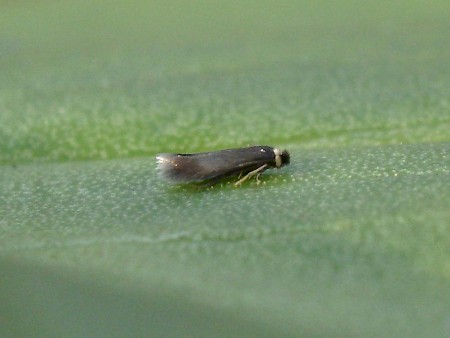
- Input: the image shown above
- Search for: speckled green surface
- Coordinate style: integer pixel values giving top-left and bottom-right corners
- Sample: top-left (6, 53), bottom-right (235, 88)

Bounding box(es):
top-left (1, 1), bottom-right (449, 337)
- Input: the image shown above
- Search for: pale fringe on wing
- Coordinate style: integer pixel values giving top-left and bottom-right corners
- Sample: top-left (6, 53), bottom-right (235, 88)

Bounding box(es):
top-left (156, 154), bottom-right (177, 181)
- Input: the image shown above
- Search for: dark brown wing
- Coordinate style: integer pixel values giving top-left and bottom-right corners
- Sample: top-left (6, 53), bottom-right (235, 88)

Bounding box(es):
top-left (156, 146), bottom-right (277, 183)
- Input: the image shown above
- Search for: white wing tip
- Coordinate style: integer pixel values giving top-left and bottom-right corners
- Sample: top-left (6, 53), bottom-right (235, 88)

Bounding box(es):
top-left (156, 154), bottom-right (180, 181)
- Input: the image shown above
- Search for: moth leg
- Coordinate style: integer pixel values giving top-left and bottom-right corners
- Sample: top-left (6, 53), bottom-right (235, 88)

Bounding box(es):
top-left (235, 164), bottom-right (268, 186)
top-left (255, 168), bottom-right (266, 185)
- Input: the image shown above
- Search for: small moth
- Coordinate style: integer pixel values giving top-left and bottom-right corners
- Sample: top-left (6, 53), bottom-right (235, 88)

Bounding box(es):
top-left (156, 145), bottom-right (290, 186)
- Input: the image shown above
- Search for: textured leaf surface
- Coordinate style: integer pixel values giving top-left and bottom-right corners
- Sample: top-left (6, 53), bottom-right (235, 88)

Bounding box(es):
top-left (1, 1), bottom-right (449, 337)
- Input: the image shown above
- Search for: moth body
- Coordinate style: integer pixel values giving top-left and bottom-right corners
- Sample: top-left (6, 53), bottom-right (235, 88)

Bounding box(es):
top-left (156, 145), bottom-right (290, 186)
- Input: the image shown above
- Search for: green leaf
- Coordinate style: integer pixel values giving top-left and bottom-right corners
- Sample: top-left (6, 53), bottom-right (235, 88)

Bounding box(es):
top-left (1, 1), bottom-right (449, 337)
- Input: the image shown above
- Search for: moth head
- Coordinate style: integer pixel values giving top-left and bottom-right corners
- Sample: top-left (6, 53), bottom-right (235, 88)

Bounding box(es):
top-left (274, 148), bottom-right (290, 168)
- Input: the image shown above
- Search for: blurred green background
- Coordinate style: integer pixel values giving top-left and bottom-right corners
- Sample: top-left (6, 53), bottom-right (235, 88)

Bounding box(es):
top-left (1, 0), bottom-right (449, 337)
